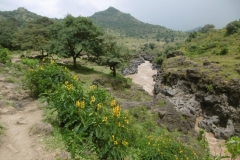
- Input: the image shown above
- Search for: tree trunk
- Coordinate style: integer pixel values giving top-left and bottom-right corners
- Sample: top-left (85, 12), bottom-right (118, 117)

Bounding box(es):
top-left (110, 65), bottom-right (116, 77)
top-left (73, 56), bottom-right (77, 68)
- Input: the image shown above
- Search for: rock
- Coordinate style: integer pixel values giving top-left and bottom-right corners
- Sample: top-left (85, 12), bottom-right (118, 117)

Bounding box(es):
top-left (167, 125), bottom-right (175, 132)
top-left (121, 58), bottom-right (145, 76)
top-left (167, 51), bottom-right (184, 58)
top-left (158, 111), bottom-right (166, 119)
top-left (203, 94), bottom-right (219, 105)
top-left (29, 122), bottom-right (53, 136)
top-left (203, 60), bottom-right (211, 66)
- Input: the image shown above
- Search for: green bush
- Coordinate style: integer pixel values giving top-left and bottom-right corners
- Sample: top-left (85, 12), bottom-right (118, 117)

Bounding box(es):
top-left (225, 136), bottom-right (240, 159)
top-left (219, 46), bottom-right (228, 55)
top-left (0, 48), bottom-right (11, 64)
top-left (226, 20), bottom-right (240, 35)
top-left (24, 63), bottom-right (74, 97)
top-left (21, 58), bottom-right (39, 68)
top-left (47, 84), bottom-right (133, 159)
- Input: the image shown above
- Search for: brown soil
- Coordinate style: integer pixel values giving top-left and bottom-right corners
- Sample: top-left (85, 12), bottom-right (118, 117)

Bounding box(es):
top-left (0, 58), bottom-right (59, 160)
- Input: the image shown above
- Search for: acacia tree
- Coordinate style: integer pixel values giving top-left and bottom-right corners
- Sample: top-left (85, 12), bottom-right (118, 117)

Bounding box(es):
top-left (98, 34), bottom-right (131, 77)
top-left (47, 15), bottom-right (103, 68)
top-left (14, 17), bottom-right (54, 57)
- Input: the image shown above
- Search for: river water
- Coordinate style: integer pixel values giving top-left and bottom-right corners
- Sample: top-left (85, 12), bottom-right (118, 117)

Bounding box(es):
top-left (125, 60), bottom-right (235, 159)
top-left (125, 61), bottom-right (157, 95)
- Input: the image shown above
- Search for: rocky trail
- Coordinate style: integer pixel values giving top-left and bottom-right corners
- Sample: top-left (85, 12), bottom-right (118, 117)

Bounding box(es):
top-left (0, 57), bottom-right (66, 160)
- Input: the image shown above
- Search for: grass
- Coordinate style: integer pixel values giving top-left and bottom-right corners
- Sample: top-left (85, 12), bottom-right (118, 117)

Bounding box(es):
top-left (0, 123), bottom-right (5, 136)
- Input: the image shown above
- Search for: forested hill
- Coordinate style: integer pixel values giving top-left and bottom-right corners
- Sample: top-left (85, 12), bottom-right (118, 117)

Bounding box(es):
top-left (90, 7), bottom-right (187, 39)
top-left (0, 7), bottom-right (42, 26)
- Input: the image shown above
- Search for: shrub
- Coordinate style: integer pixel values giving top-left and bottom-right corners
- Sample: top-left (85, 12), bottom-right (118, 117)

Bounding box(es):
top-left (47, 84), bottom-right (133, 159)
top-left (226, 20), bottom-right (240, 35)
top-left (219, 46), bottom-right (229, 55)
top-left (24, 62), bottom-right (74, 97)
top-left (21, 58), bottom-right (39, 68)
top-left (225, 136), bottom-right (240, 159)
top-left (0, 48), bottom-right (11, 64)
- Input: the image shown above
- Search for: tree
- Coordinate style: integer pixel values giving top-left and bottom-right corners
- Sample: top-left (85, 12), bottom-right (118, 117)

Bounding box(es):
top-left (199, 24), bottom-right (215, 33)
top-left (226, 20), bottom-right (240, 35)
top-left (98, 34), bottom-right (131, 77)
top-left (149, 43), bottom-right (155, 50)
top-left (14, 17), bottom-right (54, 57)
top-left (0, 17), bottom-right (20, 49)
top-left (47, 15), bottom-right (103, 68)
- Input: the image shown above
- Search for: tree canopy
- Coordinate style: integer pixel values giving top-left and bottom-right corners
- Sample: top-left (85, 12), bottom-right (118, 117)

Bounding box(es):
top-left (47, 15), bottom-right (104, 67)
top-left (14, 17), bottom-right (54, 55)
top-left (98, 34), bottom-right (132, 77)
top-left (0, 17), bottom-right (20, 49)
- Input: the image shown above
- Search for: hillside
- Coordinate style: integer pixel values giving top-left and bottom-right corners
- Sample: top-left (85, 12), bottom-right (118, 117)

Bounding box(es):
top-left (0, 7), bottom-right (42, 26)
top-left (90, 7), bottom-right (187, 39)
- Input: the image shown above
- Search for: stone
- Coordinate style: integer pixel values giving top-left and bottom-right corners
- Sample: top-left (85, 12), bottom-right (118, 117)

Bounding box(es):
top-left (166, 51), bottom-right (184, 58)
top-left (203, 60), bottom-right (211, 66)
top-left (29, 122), bottom-right (53, 136)
top-left (158, 111), bottom-right (166, 119)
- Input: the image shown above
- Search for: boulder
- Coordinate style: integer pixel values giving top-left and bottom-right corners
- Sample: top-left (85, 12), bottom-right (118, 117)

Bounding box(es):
top-left (167, 51), bottom-right (184, 58)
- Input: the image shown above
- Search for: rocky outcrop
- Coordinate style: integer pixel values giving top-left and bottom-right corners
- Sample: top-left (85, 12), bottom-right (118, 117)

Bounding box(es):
top-left (122, 55), bottom-right (158, 76)
top-left (154, 56), bottom-right (240, 139)
top-left (121, 57), bottom-right (145, 76)
top-left (166, 51), bottom-right (184, 58)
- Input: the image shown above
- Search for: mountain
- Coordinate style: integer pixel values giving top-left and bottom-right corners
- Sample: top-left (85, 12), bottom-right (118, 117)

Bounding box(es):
top-left (90, 7), bottom-right (187, 39)
top-left (186, 26), bottom-right (202, 32)
top-left (0, 7), bottom-right (42, 26)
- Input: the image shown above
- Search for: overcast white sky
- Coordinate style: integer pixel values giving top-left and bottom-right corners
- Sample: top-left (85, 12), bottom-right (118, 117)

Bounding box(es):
top-left (0, 0), bottom-right (239, 31)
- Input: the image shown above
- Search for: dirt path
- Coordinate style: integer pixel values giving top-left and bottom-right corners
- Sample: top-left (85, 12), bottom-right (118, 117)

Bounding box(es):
top-left (0, 58), bottom-right (57, 160)
top-left (0, 100), bottom-right (55, 160)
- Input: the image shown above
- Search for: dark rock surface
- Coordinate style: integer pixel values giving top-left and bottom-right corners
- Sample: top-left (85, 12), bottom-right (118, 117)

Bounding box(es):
top-left (166, 51), bottom-right (184, 58)
top-left (153, 56), bottom-right (240, 139)
top-left (121, 54), bottom-right (158, 76)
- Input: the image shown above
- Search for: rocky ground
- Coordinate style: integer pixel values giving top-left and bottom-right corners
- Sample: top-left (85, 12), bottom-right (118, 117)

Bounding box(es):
top-left (0, 58), bottom-right (70, 160)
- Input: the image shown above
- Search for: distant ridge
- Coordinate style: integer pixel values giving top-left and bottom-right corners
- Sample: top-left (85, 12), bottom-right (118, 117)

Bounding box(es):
top-left (186, 26), bottom-right (202, 32)
top-left (90, 7), bottom-right (187, 38)
top-left (0, 7), bottom-right (42, 25)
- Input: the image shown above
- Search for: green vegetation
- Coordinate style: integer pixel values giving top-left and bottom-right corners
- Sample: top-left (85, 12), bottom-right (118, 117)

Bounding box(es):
top-left (14, 17), bottom-right (54, 56)
top-left (91, 7), bottom-right (187, 39)
top-left (225, 136), bottom-right (240, 159)
top-left (0, 47), bottom-right (11, 64)
top-left (24, 62), bottom-right (199, 159)
top-left (47, 15), bottom-right (104, 68)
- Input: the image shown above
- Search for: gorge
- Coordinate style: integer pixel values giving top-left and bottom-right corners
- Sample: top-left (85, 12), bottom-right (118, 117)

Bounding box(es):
top-left (124, 54), bottom-right (240, 157)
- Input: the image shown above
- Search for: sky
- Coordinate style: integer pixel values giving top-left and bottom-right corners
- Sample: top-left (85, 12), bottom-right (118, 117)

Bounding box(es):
top-left (0, 0), bottom-right (240, 31)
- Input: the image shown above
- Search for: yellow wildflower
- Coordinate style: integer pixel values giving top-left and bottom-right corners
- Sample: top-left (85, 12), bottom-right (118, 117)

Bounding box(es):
top-left (97, 103), bottom-right (101, 111)
top-left (90, 96), bottom-right (95, 104)
top-left (76, 100), bottom-right (80, 107)
top-left (111, 99), bottom-right (116, 107)
top-left (42, 58), bottom-right (45, 62)
top-left (124, 119), bottom-right (129, 124)
top-left (73, 75), bottom-right (78, 80)
top-left (80, 101), bottom-right (85, 109)
top-left (112, 105), bottom-right (120, 117)
top-left (102, 116), bottom-right (108, 122)
top-left (118, 122), bottom-right (121, 127)
top-left (40, 66), bottom-right (44, 70)
top-left (148, 142), bottom-right (150, 145)
top-left (111, 135), bottom-right (115, 141)
top-left (65, 81), bottom-right (69, 85)
top-left (50, 59), bottom-right (54, 64)
top-left (114, 140), bottom-right (118, 145)
top-left (90, 85), bottom-right (95, 90)
top-left (122, 140), bottom-right (128, 146)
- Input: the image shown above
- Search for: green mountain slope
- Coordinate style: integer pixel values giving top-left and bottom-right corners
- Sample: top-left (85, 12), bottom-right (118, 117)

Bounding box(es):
top-left (174, 22), bottom-right (240, 80)
top-left (0, 7), bottom-right (42, 26)
top-left (90, 7), bottom-right (187, 39)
